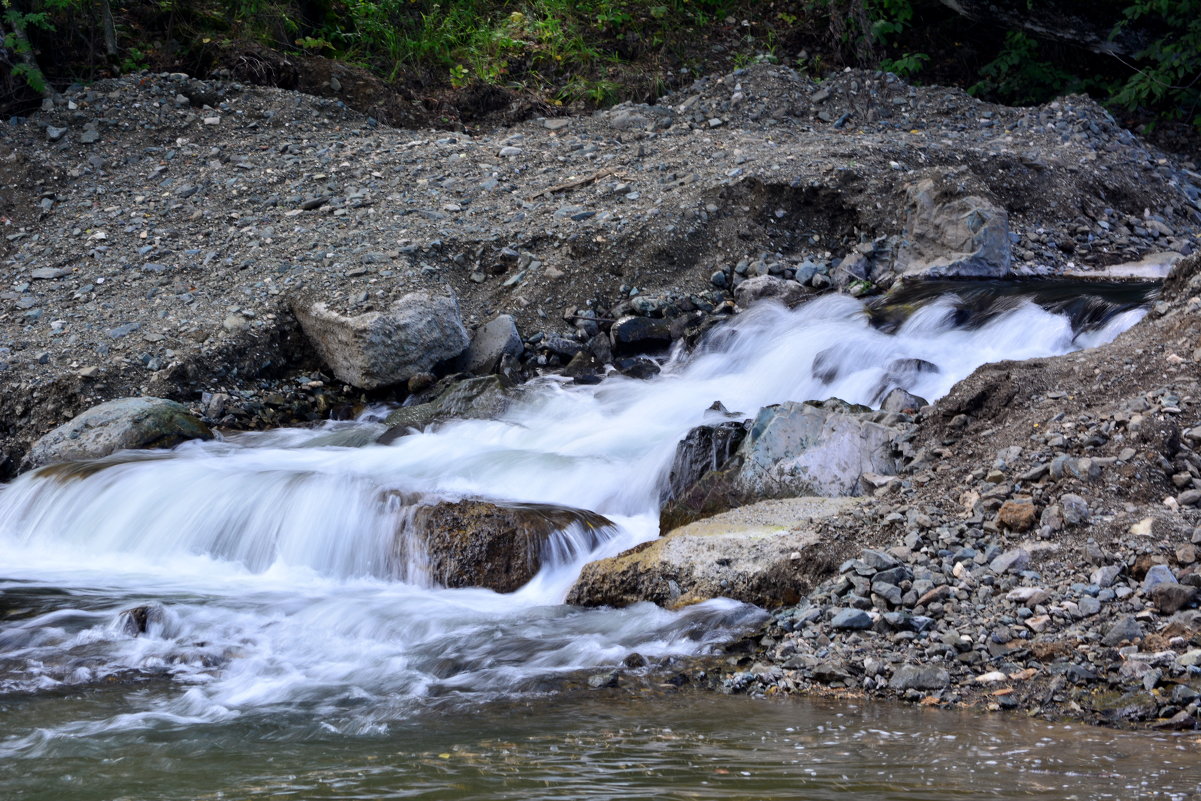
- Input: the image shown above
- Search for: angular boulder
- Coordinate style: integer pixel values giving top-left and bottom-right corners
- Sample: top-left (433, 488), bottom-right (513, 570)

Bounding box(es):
top-left (735, 400), bottom-right (898, 498)
top-left (401, 499), bottom-right (615, 592)
top-left (895, 176), bottom-right (1011, 279)
top-left (568, 497), bottom-right (861, 609)
top-left (294, 291), bottom-right (469, 389)
top-left (609, 315), bottom-right (672, 355)
top-left (465, 314), bottom-right (523, 375)
top-left (24, 397), bottom-right (213, 470)
top-left (660, 399), bottom-right (900, 530)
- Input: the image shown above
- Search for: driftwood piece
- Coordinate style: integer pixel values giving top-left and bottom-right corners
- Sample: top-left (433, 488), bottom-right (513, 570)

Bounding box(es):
top-left (527, 167), bottom-right (621, 201)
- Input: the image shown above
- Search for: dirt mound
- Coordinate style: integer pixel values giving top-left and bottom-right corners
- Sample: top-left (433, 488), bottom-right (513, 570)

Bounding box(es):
top-left (0, 64), bottom-right (1198, 475)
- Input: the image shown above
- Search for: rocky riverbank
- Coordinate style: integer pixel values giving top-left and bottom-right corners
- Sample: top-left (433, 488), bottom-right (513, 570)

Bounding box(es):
top-left (5, 61), bottom-right (1201, 730)
top-left (3, 63), bottom-right (1199, 474)
top-left (578, 252), bottom-right (1201, 731)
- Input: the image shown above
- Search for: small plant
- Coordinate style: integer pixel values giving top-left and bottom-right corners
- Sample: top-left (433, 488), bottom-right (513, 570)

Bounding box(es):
top-left (970, 31), bottom-right (1081, 105)
top-left (880, 50), bottom-right (927, 78)
top-left (119, 46), bottom-right (148, 73)
top-left (1109, 0), bottom-right (1201, 128)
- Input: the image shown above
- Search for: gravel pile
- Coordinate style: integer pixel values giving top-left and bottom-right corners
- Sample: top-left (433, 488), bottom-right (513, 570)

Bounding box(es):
top-left (1, 64), bottom-right (1199, 474)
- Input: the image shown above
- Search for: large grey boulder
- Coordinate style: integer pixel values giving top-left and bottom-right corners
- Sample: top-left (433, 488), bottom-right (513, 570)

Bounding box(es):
top-left (24, 397), bottom-right (213, 470)
top-left (895, 176), bottom-right (1011, 279)
top-left (465, 314), bottom-right (523, 375)
top-left (659, 399), bottom-right (901, 530)
top-left (736, 400), bottom-right (898, 497)
top-left (294, 291), bottom-right (469, 389)
top-left (568, 497), bottom-right (861, 609)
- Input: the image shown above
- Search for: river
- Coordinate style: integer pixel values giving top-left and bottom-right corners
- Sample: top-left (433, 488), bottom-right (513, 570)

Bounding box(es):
top-left (5, 286), bottom-right (1195, 799)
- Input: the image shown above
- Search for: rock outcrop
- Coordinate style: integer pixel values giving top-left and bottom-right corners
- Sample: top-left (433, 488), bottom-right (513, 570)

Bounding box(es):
top-left (23, 397), bottom-right (213, 469)
top-left (895, 175), bottom-right (1012, 279)
top-left (294, 291), bottom-right (469, 390)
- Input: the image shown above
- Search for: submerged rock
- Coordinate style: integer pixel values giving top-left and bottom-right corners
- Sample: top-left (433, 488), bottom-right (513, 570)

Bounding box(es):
top-left (568, 497), bottom-right (860, 609)
top-left (294, 291), bottom-right (469, 389)
top-left (404, 500), bottom-right (615, 593)
top-left (24, 397), bottom-right (213, 470)
top-left (379, 375), bottom-right (515, 442)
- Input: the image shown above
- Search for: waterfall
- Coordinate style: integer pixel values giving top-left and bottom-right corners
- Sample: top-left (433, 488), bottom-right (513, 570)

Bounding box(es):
top-left (0, 291), bottom-right (1145, 753)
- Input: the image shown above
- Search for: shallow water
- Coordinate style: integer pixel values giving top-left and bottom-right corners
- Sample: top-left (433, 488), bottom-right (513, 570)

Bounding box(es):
top-left (0, 290), bottom-right (1158, 797)
top-left (3, 690), bottom-right (1199, 801)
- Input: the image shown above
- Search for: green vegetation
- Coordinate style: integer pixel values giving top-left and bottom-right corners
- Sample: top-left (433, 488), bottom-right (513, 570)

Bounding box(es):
top-left (0, 0), bottom-right (1198, 132)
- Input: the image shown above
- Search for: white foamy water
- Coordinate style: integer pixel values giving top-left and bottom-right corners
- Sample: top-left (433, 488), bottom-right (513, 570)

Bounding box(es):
top-left (0, 294), bottom-right (1143, 756)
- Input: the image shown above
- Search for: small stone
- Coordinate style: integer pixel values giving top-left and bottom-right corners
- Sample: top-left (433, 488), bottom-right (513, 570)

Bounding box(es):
top-left (1130, 517), bottom-right (1155, 536)
top-left (1078, 596), bottom-right (1102, 616)
top-left (1151, 583), bottom-right (1198, 614)
top-left (990, 548), bottom-right (1030, 575)
top-left (1101, 615), bottom-right (1144, 646)
top-left (997, 499), bottom-right (1037, 532)
top-left (1060, 493), bottom-right (1090, 525)
top-left (498, 146), bottom-right (523, 157)
top-left (830, 608), bottom-right (873, 630)
top-left (889, 664), bottom-right (950, 691)
top-left (1144, 564), bottom-right (1177, 593)
top-left (30, 267), bottom-right (69, 280)
top-left (1024, 614), bottom-right (1051, 633)
top-left (861, 549), bottom-right (900, 570)
top-left (1092, 564), bottom-right (1122, 588)
top-left (1177, 544), bottom-right (1197, 565)
top-left (1006, 587), bottom-right (1050, 607)
top-left (46, 126), bottom-right (68, 141)
top-left (1179, 489), bottom-right (1201, 507)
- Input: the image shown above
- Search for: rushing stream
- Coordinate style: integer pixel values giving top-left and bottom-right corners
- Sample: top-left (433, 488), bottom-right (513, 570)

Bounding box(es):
top-left (4, 286), bottom-right (1191, 799)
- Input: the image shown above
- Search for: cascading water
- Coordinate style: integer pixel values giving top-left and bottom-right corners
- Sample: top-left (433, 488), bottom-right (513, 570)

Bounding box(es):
top-left (0, 291), bottom-right (1147, 760)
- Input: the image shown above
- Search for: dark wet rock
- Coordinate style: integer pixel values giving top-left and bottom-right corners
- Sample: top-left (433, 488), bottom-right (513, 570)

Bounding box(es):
top-left (404, 500), bottom-right (614, 593)
top-left (663, 421), bottom-right (749, 504)
top-left (613, 356), bottom-right (661, 380)
top-left (24, 397), bottom-right (213, 469)
top-left (294, 291), bottom-right (469, 389)
top-left (465, 314), bottom-right (523, 375)
top-left (117, 603), bottom-right (167, 637)
top-left (609, 316), bottom-right (672, 355)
